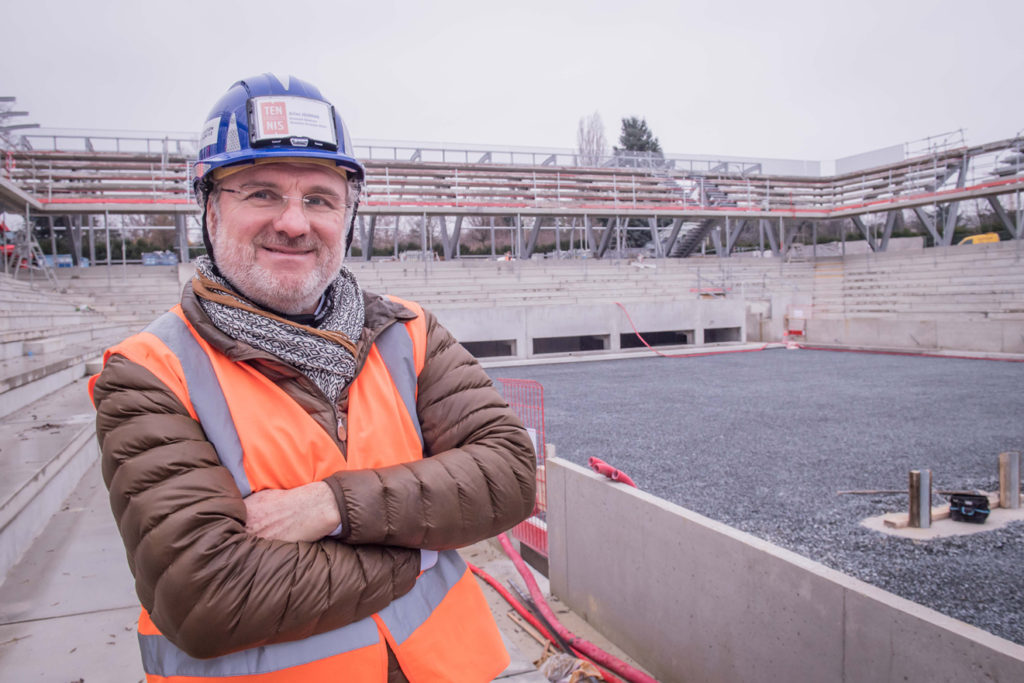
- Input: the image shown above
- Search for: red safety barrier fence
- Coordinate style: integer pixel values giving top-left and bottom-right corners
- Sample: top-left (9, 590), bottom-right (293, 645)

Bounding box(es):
top-left (495, 378), bottom-right (548, 556)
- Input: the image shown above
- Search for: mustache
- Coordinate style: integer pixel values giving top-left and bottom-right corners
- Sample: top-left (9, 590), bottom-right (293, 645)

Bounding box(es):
top-left (255, 233), bottom-right (322, 251)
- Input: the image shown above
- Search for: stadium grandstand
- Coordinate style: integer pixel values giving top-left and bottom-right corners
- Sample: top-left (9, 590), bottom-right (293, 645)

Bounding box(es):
top-left (2, 108), bottom-right (1023, 682)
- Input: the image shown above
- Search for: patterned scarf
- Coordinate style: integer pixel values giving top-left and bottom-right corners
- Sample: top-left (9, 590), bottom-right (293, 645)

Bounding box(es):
top-left (192, 256), bottom-right (364, 404)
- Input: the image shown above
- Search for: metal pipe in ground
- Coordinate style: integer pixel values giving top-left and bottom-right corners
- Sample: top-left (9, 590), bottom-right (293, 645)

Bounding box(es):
top-left (909, 469), bottom-right (932, 528)
top-left (999, 452), bottom-right (1021, 509)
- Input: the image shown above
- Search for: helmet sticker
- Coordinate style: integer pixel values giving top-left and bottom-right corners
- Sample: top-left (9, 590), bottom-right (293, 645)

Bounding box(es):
top-left (225, 113), bottom-right (241, 153)
top-left (199, 117), bottom-right (220, 150)
top-left (250, 96), bottom-right (337, 148)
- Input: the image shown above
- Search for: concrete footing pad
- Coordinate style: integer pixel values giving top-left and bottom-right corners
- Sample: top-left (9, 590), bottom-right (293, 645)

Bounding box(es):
top-left (862, 505), bottom-right (1024, 539)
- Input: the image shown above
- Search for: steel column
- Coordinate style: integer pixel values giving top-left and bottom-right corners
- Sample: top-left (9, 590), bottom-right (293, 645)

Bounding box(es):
top-left (913, 207), bottom-right (941, 245)
top-left (663, 218), bottom-right (684, 256)
top-left (364, 215), bottom-right (377, 261)
top-left (879, 211), bottom-right (899, 252)
top-left (987, 196), bottom-right (1021, 239)
top-left (584, 215), bottom-right (596, 253)
top-left (940, 157), bottom-right (969, 246)
top-left (175, 213), bottom-right (189, 263)
top-left (452, 216), bottom-right (463, 258)
top-left (762, 219), bottom-right (780, 256)
top-left (596, 217), bottom-right (615, 258)
top-left (710, 222), bottom-right (724, 256)
top-left (524, 216), bottom-right (543, 259)
top-left (438, 215), bottom-right (452, 261)
top-left (88, 215), bottom-right (97, 265)
top-left (647, 217), bottom-right (664, 258)
top-left (850, 216), bottom-right (878, 252)
top-left (725, 218), bottom-right (748, 256)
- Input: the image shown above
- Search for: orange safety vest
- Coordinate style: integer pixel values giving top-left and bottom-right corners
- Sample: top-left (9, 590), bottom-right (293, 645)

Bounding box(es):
top-left (94, 297), bottom-right (509, 682)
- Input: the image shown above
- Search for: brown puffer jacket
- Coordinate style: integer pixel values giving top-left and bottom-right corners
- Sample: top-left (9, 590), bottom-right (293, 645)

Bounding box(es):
top-left (92, 284), bottom-right (537, 664)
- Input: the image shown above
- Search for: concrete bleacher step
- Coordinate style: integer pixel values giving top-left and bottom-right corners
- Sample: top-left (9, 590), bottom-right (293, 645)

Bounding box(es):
top-left (0, 322), bottom-right (140, 362)
top-left (0, 377), bottom-right (98, 580)
top-left (0, 325), bottom-right (134, 420)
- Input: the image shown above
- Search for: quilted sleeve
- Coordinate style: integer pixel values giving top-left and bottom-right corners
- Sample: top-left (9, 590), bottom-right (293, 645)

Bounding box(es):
top-left (326, 309), bottom-right (537, 550)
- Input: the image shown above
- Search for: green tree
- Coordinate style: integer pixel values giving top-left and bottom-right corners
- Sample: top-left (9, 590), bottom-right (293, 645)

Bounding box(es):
top-left (615, 116), bottom-right (662, 155)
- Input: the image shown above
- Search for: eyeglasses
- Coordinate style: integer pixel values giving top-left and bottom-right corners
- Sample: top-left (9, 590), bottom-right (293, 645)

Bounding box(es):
top-left (218, 187), bottom-right (345, 219)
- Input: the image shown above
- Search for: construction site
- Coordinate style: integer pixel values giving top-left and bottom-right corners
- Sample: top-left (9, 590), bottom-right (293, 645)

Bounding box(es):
top-left (1, 105), bottom-right (1023, 682)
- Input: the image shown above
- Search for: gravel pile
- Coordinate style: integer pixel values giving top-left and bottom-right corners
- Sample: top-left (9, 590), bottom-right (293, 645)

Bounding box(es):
top-left (488, 348), bottom-right (1024, 645)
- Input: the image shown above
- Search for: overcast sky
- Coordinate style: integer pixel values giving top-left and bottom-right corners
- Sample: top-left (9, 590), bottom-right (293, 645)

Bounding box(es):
top-left (4, 0), bottom-right (1022, 163)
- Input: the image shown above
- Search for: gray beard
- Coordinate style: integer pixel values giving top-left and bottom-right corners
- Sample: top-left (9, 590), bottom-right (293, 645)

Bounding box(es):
top-left (193, 255), bottom-right (365, 404)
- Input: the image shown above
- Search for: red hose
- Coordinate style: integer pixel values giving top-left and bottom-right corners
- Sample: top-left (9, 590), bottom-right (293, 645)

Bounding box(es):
top-left (498, 533), bottom-right (660, 683)
top-left (588, 457), bottom-right (638, 488)
top-left (468, 562), bottom-right (624, 683)
top-left (467, 562), bottom-right (559, 645)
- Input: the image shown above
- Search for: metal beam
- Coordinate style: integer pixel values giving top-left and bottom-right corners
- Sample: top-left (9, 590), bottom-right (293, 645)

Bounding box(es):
top-left (725, 218), bottom-right (748, 256)
top-left (175, 213), bottom-right (189, 263)
top-left (762, 218), bottom-right (780, 256)
top-left (879, 210), bottom-right (899, 252)
top-left (596, 217), bottom-right (615, 258)
top-left (647, 217), bottom-right (664, 257)
top-left (986, 195), bottom-right (1021, 239)
top-left (784, 221), bottom-right (806, 254)
top-left (438, 215), bottom-right (453, 261)
top-left (710, 222), bottom-right (724, 256)
top-left (850, 216), bottom-right (878, 252)
top-left (524, 216), bottom-right (544, 259)
top-left (939, 157), bottom-right (969, 246)
top-left (364, 215), bottom-right (377, 261)
top-left (584, 215), bottom-right (597, 253)
top-left (913, 207), bottom-right (940, 245)
top-left (451, 216), bottom-right (463, 258)
top-left (663, 218), bottom-right (684, 256)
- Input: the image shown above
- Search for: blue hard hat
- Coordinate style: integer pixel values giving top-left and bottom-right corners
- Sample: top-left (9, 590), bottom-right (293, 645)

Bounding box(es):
top-left (193, 73), bottom-right (364, 197)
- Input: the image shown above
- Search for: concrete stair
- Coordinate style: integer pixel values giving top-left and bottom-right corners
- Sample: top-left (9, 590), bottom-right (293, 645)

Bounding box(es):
top-left (0, 265), bottom-right (181, 580)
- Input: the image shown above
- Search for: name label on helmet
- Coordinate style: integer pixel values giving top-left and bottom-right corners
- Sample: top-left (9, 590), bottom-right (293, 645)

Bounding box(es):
top-left (199, 117), bottom-right (221, 150)
top-left (249, 96), bottom-right (337, 149)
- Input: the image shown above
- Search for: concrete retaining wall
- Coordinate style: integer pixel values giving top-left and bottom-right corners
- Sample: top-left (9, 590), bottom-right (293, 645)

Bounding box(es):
top-left (436, 299), bottom-right (745, 359)
top-left (546, 457), bottom-right (1024, 683)
top-left (807, 318), bottom-right (1024, 354)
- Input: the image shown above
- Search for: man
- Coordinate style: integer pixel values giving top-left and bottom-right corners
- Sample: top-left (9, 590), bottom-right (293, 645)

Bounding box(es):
top-left (90, 73), bottom-right (537, 682)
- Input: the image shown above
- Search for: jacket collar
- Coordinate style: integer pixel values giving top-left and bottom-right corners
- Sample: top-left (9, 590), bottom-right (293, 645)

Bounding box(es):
top-left (181, 281), bottom-right (416, 367)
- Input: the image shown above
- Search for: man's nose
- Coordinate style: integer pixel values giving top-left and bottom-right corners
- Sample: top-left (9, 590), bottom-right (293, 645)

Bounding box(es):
top-left (272, 196), bottom-right (311, 237)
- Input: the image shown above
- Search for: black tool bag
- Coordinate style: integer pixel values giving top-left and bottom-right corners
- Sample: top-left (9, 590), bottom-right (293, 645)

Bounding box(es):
top-left (949, 493), bottom-right (991, 524)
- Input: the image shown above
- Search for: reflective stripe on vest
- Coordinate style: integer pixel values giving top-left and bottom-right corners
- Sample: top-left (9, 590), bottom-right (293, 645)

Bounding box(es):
top-left (136, 551), bottom-right (468, 678)
top-left (144, 312), bottom-right (251, 496)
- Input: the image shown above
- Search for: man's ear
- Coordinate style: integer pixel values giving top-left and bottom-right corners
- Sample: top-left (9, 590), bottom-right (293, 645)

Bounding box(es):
top-left (205, 196), bottom-right (218, 239)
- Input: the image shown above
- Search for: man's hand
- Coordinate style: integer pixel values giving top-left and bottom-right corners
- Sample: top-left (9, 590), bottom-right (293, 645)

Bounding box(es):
top-left (244, 481), bottom-right (342, 543)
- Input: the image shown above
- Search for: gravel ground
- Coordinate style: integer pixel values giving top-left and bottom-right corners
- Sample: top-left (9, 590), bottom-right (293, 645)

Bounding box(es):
top-left (487, 348), bottom-right (1024, 646)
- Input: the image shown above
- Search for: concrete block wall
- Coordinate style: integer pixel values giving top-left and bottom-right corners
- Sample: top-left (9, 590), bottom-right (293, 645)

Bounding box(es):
top-left (434, 298), bottom-right (746, 359)
top-left (546, 458), bottom-right (1024, 683)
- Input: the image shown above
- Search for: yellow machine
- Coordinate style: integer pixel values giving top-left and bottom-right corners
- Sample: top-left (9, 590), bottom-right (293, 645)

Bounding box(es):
top-left (957, 232), bottom-right (1000, 245)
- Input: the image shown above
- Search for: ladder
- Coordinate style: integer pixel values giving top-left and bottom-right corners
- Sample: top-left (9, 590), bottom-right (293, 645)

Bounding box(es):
top-left (6, 232), bottom-right (59, 287)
